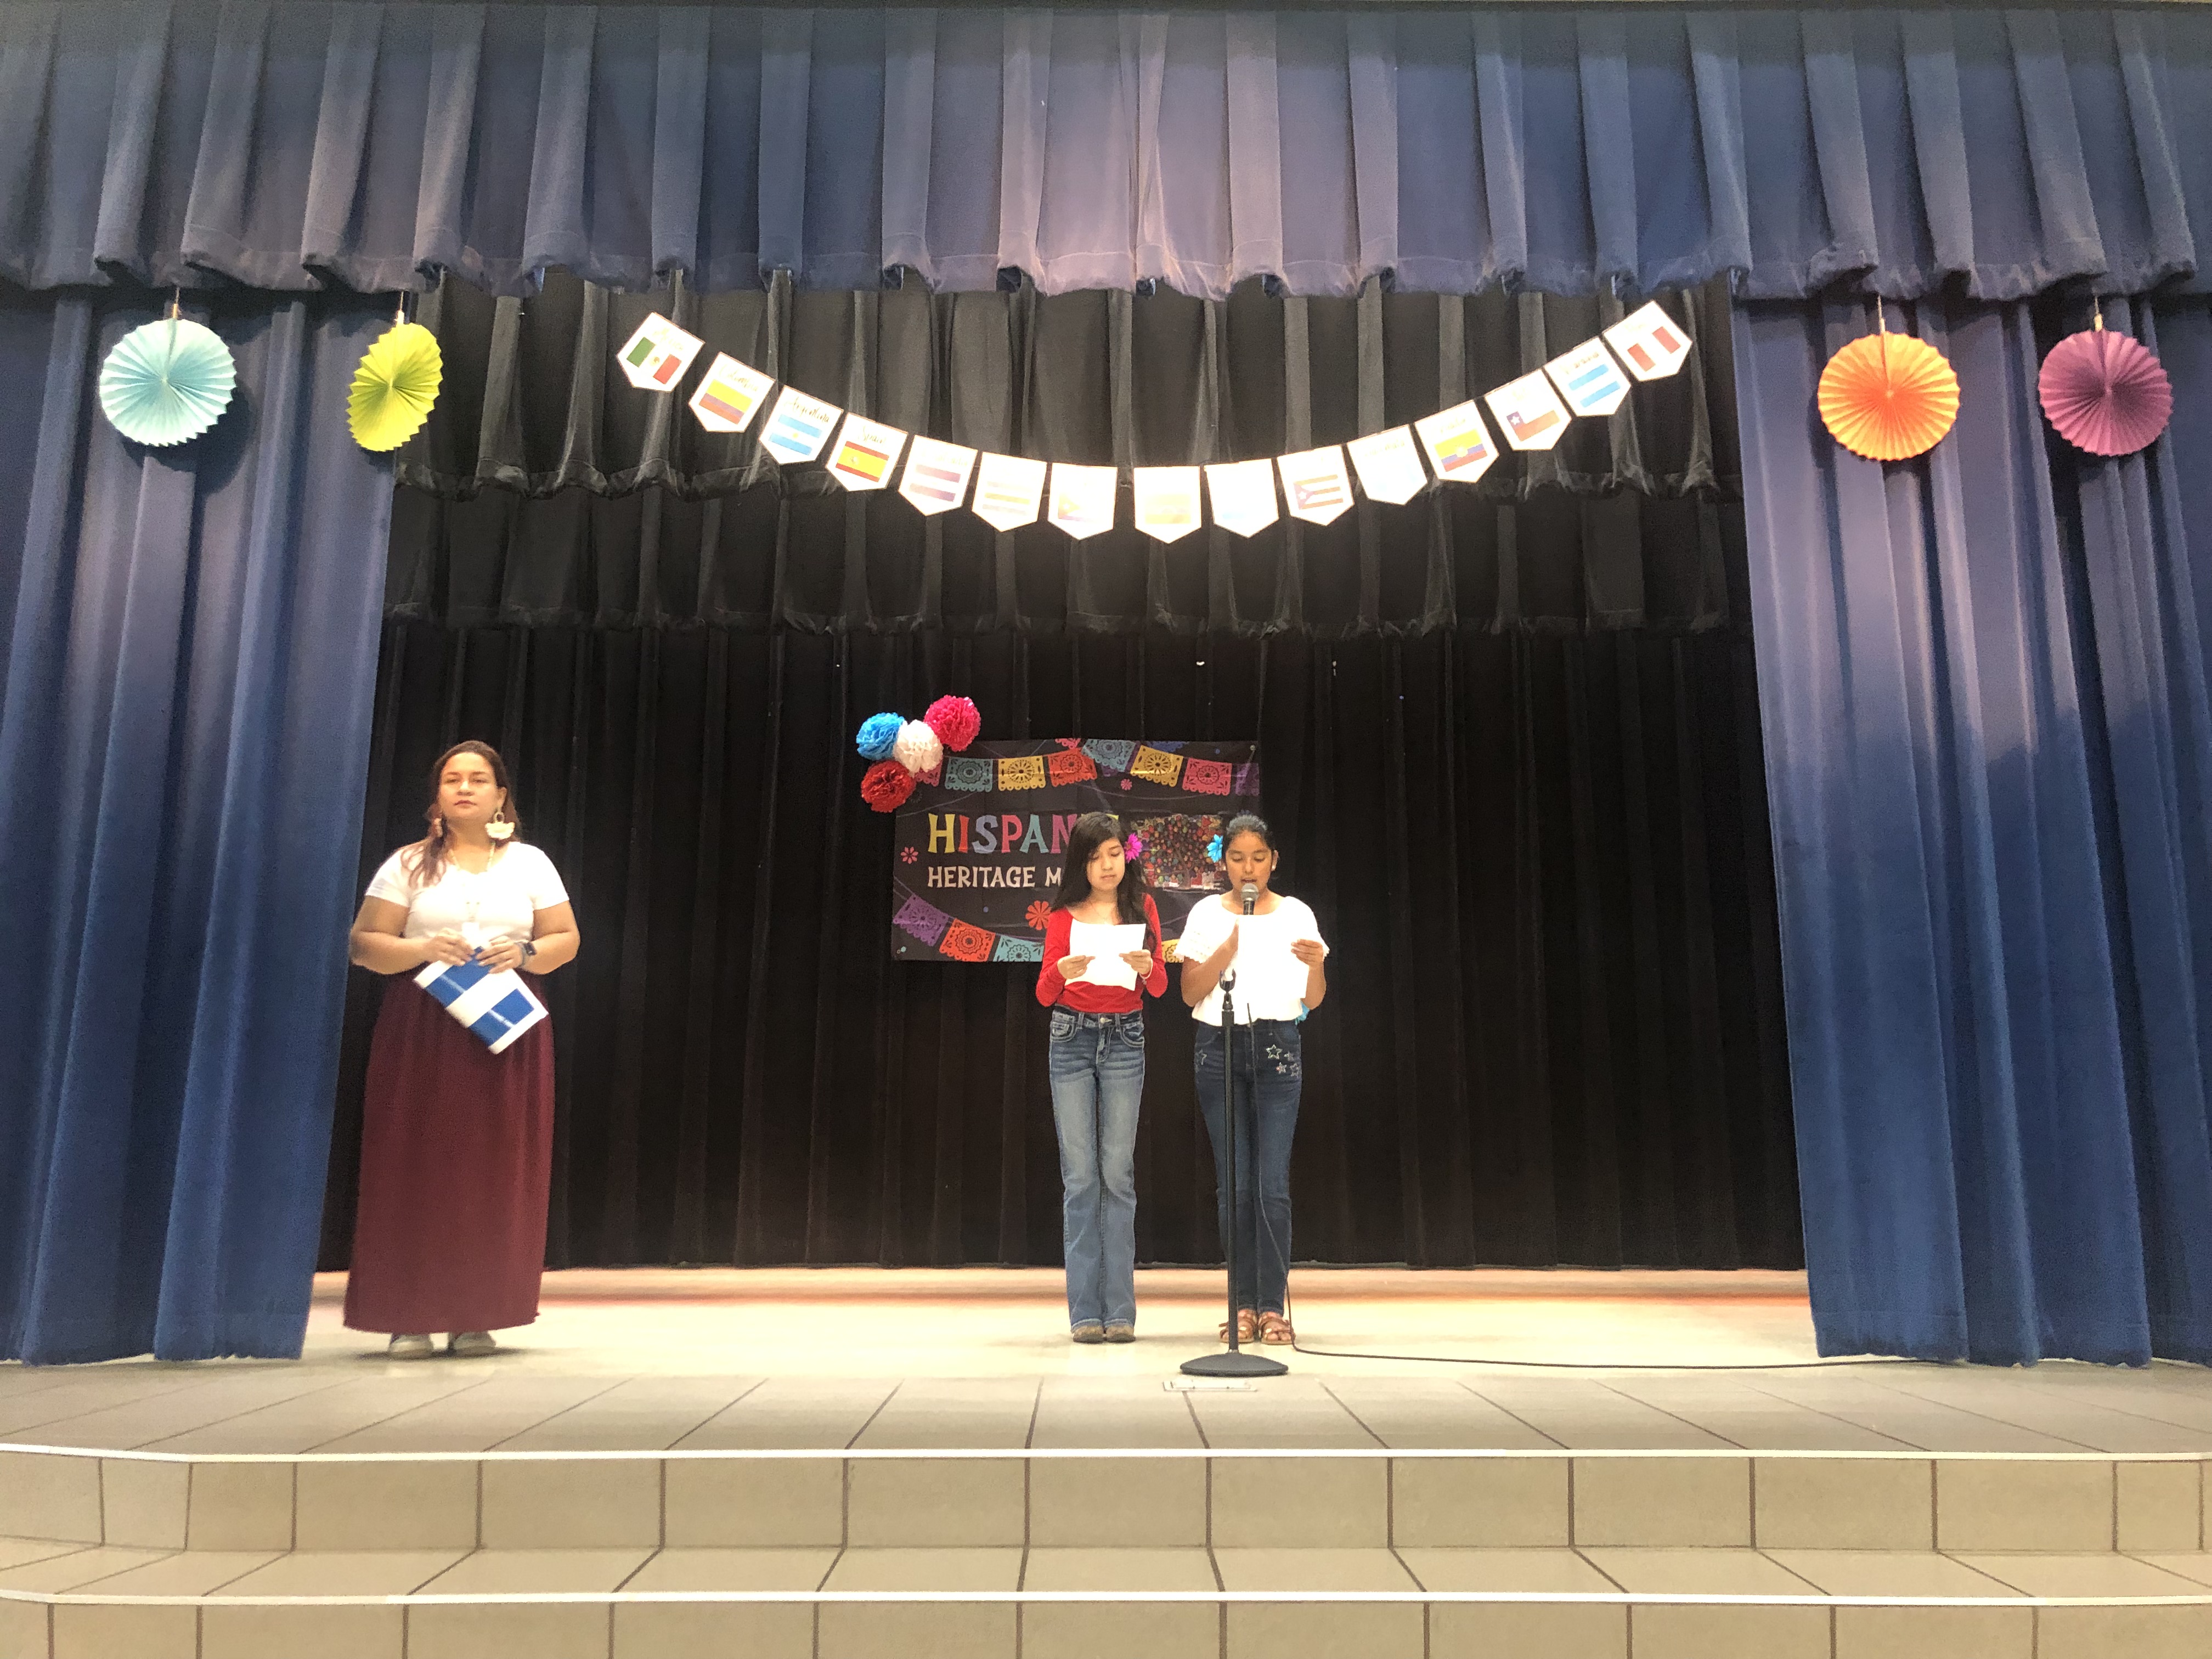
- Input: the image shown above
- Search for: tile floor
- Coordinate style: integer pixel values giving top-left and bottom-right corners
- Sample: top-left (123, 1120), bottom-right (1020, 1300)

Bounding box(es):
top-left (0, 1270), bottom-right (2207, 1456)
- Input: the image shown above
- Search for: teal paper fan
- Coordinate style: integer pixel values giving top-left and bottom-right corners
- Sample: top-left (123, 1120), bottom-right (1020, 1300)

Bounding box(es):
top-left (98, 317), bottom-right (237, 446)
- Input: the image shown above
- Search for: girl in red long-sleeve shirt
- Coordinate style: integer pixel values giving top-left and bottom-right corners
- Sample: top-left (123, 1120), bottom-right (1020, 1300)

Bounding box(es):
top-left (1035, 812), bottom-right (1167, 1341)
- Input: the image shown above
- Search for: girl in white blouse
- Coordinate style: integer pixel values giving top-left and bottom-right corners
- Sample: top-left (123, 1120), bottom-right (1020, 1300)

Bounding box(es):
top-left (1178, 814), bottom-right (1328, 1346)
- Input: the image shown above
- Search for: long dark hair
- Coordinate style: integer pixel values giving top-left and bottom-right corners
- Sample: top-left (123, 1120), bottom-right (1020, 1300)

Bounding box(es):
top-left (1054, 811), bottom-right (1152, 929)
top-left (402, 740), bottom-right (519, 889)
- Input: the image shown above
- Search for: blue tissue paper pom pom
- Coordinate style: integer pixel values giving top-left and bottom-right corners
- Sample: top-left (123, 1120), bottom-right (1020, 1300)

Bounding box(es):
top-left (856, 712), bottom-right (905, 761)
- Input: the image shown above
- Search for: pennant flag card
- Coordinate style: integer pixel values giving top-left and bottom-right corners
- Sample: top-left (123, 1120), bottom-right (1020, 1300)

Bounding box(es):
top-left (617, 312), bottom-right (703, 391)
top-left (1277, 445), bottom-right (1353, 526)
top-left (826, 413), bottom-right (907, 490)
top-left (1602, 301), bottom-right (1693, 381)
top-left (758, 386), bottom-right (841, 465)
top-left (1414, 400), bottom-right (1500, 486)
top-left (1486, 369), bottom-right (1573, 451)
top-left (1048, 462), bottom-right (1118, 540)
top-left (1204, 459), bottom-right (1280, 538)
top-left (972, 453), bottom-right (1047, 531)
top-left (1544, 337), bottom-right (1632, 417)
top-left (899, 437), bottom-right (978, 514)
top-left (689, 353), bottom-right (774, 433)
top-left (1133, 466), bottom-right (1203, 542)
top-left (1345, 427), bottom-right (1428, 505)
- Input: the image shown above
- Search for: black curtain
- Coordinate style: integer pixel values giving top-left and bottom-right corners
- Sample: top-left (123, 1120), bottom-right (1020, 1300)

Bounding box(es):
top-left (322, 274), bottom-right (1798, 1272)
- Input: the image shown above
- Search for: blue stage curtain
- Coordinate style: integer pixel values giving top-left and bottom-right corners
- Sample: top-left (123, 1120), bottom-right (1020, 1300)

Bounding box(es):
top-left (0, 291), bottom-right (394, 1362)
top-left (3, 4), bottom-right (2210, 300)
top-left (1733, 295), bottom-right (2212, 1364)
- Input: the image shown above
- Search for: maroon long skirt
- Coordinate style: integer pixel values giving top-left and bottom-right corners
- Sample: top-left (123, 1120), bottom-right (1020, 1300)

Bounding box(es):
top-left (343, 977), bottom-right (555, 1335)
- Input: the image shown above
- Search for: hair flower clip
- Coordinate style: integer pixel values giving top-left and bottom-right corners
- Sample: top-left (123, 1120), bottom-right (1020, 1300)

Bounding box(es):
top-left (1206, 834), bottom-right (1224, 863)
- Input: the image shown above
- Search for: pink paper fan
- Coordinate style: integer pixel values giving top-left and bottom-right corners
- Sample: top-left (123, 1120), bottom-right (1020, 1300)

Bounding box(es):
top-left (2039, 328), bottom-right (2172, 457)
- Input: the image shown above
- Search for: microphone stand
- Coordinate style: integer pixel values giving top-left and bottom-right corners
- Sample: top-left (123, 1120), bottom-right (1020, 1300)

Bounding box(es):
top-left (1183, 896), bottom-right (1288, 1379)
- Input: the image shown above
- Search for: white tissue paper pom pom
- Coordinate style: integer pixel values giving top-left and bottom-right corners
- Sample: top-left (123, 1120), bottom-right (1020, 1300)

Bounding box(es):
top-left (893, 719), bottom-right (944, 776)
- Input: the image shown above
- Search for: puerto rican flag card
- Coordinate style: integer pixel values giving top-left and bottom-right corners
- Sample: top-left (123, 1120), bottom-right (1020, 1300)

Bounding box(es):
top-left (1276, 445), bottom-right (1354, 526)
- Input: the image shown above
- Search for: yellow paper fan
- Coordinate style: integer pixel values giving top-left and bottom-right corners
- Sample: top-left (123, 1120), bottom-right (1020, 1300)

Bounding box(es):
top-left (1818, 330), bottom-right (1960, 462)
top-left (349, 319), bottom-right (443, 453)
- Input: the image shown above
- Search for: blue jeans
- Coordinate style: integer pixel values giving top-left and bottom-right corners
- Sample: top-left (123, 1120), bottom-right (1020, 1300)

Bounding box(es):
top-left (1193, 1019), bottom-right (1302, 1316)
top-left (1046, 1008), bottom-right (1146, 1329)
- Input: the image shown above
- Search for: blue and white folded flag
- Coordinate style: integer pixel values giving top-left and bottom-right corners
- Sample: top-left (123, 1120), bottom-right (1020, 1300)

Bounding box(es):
top-left (414, 957), bottom-right (547, 1054)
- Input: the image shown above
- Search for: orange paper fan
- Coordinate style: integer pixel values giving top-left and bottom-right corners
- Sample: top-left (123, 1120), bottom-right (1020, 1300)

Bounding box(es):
top-left (1818, 331), bottom-right (1960, 461)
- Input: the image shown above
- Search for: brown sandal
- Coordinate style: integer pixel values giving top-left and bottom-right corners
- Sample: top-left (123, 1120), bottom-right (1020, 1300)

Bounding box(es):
top-left (1218, 1308), bottom-right (1259, 1344)
top-left (1259, 1312), bottom-right (1294, 1345)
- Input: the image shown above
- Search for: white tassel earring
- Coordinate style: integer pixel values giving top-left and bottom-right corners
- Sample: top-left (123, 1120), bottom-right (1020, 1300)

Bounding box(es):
top-left (486, 804), bottom-right (515, 842)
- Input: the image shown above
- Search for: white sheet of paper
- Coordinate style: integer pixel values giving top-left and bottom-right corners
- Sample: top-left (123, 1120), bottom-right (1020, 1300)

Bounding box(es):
top-left (1069, 921), bottom-right (1147, 988)
top-left (1232, 929), bottom-right (1311, 1012)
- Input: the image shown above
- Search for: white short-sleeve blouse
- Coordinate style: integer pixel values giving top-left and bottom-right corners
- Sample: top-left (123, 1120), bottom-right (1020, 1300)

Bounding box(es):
top-left (1177, 893), bottom-right (1325, 1025)
top-left (365, 842), bottom-right (569, 946)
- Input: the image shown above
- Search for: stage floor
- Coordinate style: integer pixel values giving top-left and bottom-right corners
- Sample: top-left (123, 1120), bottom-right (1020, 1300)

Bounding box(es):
top-left (2, 1268), bottom-right (2209, 1455)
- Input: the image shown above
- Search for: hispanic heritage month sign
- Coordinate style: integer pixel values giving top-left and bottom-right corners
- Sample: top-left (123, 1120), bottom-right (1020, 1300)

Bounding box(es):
top-left (891, 741), bottom-right (1261, 964)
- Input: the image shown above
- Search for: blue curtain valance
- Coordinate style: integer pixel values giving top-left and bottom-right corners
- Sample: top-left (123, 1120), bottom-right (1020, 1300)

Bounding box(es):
top-left (4, 3), bottom-right (2211, 302)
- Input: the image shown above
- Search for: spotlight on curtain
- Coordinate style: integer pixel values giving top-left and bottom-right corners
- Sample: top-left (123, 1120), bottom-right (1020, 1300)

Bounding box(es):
top-left (0, 290), bottom-right (396, 1362)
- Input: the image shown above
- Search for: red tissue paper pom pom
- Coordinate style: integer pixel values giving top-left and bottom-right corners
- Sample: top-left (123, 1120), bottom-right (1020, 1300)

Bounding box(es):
top-left (860, 759), bottom-right (916, 814)
top-left (924, 695), bottom-right (982, 753)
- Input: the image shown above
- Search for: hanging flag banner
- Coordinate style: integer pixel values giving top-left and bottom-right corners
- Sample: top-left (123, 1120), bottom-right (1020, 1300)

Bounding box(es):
top-left (899, 437), bottom-right (978, 515)
top-left (1544, 337), bottom-right (1632, 418)
top-left (1048, 462), bottom-right (1119, 540)
top-left (826, 413), bottom-right (908, 491)
top-left (1204, 460), bottom-right (1280, 538)
top-left (1414, 400), bottom-right (1500, 486)
top-left (972, 453), bottom-right (1047, 531)
top-left (1133, 466), bottom-right (1203, 542)
top-left (688, 353), bottom-right (775, 433)
top-left (1345, 427), bottom-right (1429, 505)
top-left (1277, 445), bottom-right (1353, 526)
top-left (1486, 369), bottom-right (1573, 452)
top-left (893, 740), bottom-right (1261, 964)
top-left (758, 386), bottom-right (841, 465)
top-left (617, 312), bottom-right (704, 391)
top-left (1603, 301), bottom-right (1693, 381)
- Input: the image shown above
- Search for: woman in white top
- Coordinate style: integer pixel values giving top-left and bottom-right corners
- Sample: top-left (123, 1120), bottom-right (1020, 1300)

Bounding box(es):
top-left (1178, 814), bottom-right (1328, 1346)
top-left (345, 741), bottom-right (579, 1360)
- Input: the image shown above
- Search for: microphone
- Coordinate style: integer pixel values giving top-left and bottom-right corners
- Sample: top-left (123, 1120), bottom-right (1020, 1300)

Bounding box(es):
top-left (1239, 882), bottom-right (1258, 916)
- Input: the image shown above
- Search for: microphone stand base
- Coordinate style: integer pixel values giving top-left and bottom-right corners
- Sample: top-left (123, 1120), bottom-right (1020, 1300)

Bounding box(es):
top-left (1180, 1350), bottom-right (1289, 1379)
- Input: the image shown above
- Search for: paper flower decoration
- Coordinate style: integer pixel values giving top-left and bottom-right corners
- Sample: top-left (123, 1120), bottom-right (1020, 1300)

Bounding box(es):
top-left (1818, 330), bottom-right (1959, 461)
top-left (2039, 328), bottom-right (2172, 458)
top-left (348, 320), bottom-right (443, 452)
top-left (860, 760), bottom-right (915, 813)
top-left (856, 712), bottom-right (904, 762)
top-left (893, 719), bottom-right (944, 777)
top-left (924, 695), bottom-right (982, 753)
top-left (98, 317), bottom-right (236, 447)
